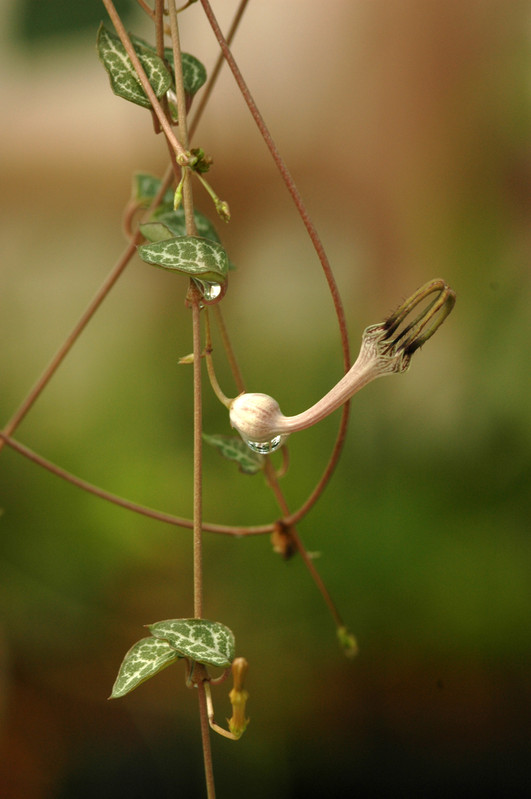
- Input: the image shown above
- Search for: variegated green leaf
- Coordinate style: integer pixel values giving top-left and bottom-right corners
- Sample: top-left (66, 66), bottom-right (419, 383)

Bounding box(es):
top-left (148, 619), bottom-right (235, 668)
top-left (203, 433), bottom-right (264, 475)
top-left (138, 236), bottom-right (229, 282)
top-left (140, 209), bottom-right (221, 243)
top-left (129, 36), bottom-right (207, 99)
top-left (97, 24), bottom-right (172, 109)
top-left (110, 636), bottom-right (180, 699)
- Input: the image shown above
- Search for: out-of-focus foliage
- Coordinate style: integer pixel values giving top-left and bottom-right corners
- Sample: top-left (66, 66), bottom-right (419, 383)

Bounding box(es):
top-left (14, 0), bottom-right (136, 43)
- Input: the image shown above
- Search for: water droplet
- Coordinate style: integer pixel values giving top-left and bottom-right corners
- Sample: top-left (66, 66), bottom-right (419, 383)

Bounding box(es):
top-left (245, 435), bottom-right (284, 454)
top-left (194, 279), bottom-right (223, 303)
top-left (202, 282), bottom-right (222, 301)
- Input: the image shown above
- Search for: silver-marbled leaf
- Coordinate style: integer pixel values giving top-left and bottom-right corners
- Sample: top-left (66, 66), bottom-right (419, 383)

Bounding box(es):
top-left (97, 24), bottom-right (172, 109)
top-left (110, 636), bottom-right (180, 699)
top-left (148, 619), bottom-right (235, 668)
top-left (138, 236), bottom-right (229, 282)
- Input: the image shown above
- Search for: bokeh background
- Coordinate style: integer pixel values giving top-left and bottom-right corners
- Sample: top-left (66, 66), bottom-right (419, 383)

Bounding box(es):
top-left (1, 1), bottom-right (530, 796)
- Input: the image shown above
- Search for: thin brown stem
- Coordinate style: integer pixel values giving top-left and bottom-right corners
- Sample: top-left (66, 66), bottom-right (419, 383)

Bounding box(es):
top-left (0, 433), bottom-right (274, 537)
top-left (212, 306), bottom-right (245, 394)
top-left (199, 0), bottom-right (352, 519)
top-left (204, 310), bottom-right (232, 407)
top-left (289, 525), bottom-right (344, 628)
top-left (0, 171), bottom-right (173, 456)
top-left (263, 460), bottom-right (344, 629)
top-left (0, 235), bottom-right (137, 455)
top-left (196, 675), bottom-right (217, 798)
top-left (154, 0), bottom-right (165, 57)
top-left (188, 0), bottom-right (251, 139)
top-left (168, 0), bottom-right (197, 234)
top-left (283, 406), bottom-right (350, 526)
top-left (168, 0), bottom-right (188, 149)
top-left (136, 0), bottom-right (155, 19)
top-left (191, 291), bottom-right (204, 618)
top-left (198, 0), bottom-right (349, 366)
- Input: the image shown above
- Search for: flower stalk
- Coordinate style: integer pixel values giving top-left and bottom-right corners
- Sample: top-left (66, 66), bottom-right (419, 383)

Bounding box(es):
top-left (203, 658), bottom-right (249, 741)
top-left (230, 280), bottom-right (456, 452)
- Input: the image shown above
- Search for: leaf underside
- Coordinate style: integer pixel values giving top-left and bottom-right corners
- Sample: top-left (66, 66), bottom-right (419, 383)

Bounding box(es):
top-left (203, 433), bottom-right (264, 474)
top-left (140, 209), bottom-right (221, 244)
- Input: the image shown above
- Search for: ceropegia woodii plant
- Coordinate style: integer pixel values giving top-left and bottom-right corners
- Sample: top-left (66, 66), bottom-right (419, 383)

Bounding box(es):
top-left (0, 2), bottom-right (456, 796)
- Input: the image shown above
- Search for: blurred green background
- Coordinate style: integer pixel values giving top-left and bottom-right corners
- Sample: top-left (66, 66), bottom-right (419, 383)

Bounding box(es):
top-left (1, 1), bottom-right (530, 796)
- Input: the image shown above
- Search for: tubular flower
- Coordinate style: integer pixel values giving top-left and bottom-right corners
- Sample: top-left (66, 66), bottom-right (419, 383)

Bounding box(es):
top-left (230, 279), bottom-right (456, 453)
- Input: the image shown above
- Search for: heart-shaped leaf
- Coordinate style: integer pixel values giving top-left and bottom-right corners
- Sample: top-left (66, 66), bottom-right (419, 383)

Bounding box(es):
top-left (110, 636), bottom-right (181, 699)
top-left (138, 236), bottom-right (229, 282)
top-left (148, 619), bottom-right (235, 668)
top-left (97, 24), bottom-right (172, 108)
top-left (128, 37), bottom-right (207, 99)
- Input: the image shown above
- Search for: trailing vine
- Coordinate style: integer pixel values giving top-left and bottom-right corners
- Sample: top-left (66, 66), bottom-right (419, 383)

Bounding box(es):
top-left (0, 2), bottom-right (456, 796)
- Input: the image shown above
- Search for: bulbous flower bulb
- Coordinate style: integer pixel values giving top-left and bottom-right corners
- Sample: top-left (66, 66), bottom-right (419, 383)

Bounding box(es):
top-left (230, 279), bottom-right (456, 453)
top-left (229, 393), bottom-right (287, 453)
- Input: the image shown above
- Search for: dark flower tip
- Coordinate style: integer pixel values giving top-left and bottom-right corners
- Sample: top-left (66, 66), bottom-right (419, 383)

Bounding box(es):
top-left (382, 279), bottom-right (456, 360)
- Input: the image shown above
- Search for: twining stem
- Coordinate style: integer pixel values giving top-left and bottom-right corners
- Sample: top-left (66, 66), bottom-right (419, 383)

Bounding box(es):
top-left (212, 306), bottom-right (245, 395)
top-left (166, 0), bottom-right (204, 617)
top-left (168, 0), bottom-right (189, 150)
top-left (167, 0), bottom-right (196, 234)
top-left (199, 0), bottom-right (352, 521)
top-left (196, 672), bottom-right (216, 799)
top-left (204, 310), bottom-right (232, 408)
top-left (0, 235), bottom-right (136, 456)
top-left (191, 291), bottom-right (204, 618)
top-left (188, 0), bottom-right (251, 139)
top-left (166, 9), bottom-right (214, 788)
top-left (192, 295), bottom-right (216, 796)
top-left (0, 432), bottom-right (274, 536)
top-left (208, 309), bottom-right (346, 630)
top-left (154, 0), bottom-right (165, 57)
top-left (263, 459), bottom-right (344, 629)
top-left (198, 0), bottom-right (349, 367)
top-left (0, 166), bottom-right (173, 458)
top-left (136, 0), bottom-right (155, 19)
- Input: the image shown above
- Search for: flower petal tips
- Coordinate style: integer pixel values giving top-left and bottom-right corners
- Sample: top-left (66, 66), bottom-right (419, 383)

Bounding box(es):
top-left (230, 279), bottom-right (456, 452)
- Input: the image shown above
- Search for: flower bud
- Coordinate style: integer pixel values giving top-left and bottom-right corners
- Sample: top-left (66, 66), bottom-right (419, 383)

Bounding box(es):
top-left (228, 657), bottom-right (249, 739)
top-left (229, 280), bottom-right (455, 453)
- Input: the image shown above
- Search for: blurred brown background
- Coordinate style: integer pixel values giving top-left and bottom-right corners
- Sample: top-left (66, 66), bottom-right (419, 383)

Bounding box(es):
top-left (1, 1), bottom-right (530, 797)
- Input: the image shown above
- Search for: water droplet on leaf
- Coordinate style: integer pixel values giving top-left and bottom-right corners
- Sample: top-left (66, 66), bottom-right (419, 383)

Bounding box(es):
top-left (201, 282), bottom-right (222, 302)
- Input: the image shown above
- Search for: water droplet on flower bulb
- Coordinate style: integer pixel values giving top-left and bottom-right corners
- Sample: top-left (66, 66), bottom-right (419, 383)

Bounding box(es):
top-left (245, 435), bottom-right (284, 454)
